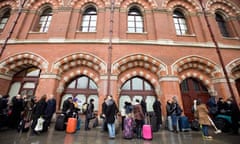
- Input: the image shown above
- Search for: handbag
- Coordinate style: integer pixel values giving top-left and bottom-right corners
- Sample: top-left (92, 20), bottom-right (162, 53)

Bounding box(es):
top-left (34, 117), bottom-right (45, 132)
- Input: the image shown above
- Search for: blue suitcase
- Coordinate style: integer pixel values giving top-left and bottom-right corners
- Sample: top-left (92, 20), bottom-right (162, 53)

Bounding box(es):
top-left (76, 118), bottom-right (81, 130)
top-left (179, 116), bottom-right (191, 132)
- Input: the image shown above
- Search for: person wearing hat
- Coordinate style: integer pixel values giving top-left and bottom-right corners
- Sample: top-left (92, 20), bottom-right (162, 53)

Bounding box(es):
top-left (85, 98), bottom-right (95, 130)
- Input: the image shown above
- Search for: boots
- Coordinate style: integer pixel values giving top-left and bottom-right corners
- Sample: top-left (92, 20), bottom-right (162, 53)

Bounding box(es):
top-left (173, 125), bottom-right (178, 133)
top-left (136, 127), bottom-right (142, 139)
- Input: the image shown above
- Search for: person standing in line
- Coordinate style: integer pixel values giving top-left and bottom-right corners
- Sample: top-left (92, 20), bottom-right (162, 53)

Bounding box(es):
top-left (44, 94), bottom-right (56, 128)
top-left (133, 99), bottom-right (145, 139)
top-left (166, 99), bottom-right (173, 131)
top-left (196, 98), bottom-right (213, 139)
top-left (170, 96), bottom-right (182, 133)
top-left (104, 95), bottom-right (119, 139)
top-left (140, 97), bottom-right (147, 116)
top-left (101, 98), bottom-right (107, 132)
top-left (85, 99), bottom-right (95, 130)
top-left (31, 94), bottom-right (47, 135)
top-left (152, 97), bottom-right (162, 131)
top-left (8, 94), bottom-right (24, 129)
top-left (227, 97), bottom-right (240, 135)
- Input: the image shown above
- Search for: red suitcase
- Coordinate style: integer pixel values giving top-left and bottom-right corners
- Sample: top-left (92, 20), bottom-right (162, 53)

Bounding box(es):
top-left (66, 118), bottom-right (77, 133)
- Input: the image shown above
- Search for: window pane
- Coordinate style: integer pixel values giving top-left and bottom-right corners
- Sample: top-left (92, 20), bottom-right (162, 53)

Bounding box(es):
top-left (128, 16), bottom-right (134, 21)
top-left (144, 82), bottom-right (152, 90)
top-left (23, 82), bottom-right (35, 89)
top-left (136, 28), bottom-right (143, 33)
top-left (119, 95), bottom-right (131, 111)
top-left (128, 21), bottom-right (135, 27)
top-left (89, 80), bottom-right (97, 89)
top-left (122, 80), bottom-right (130, 90)
top-left (26, 68), bottom-right (41, 77)
top-left (132, 78), bottom-right (143, 90)
top-left (77, 76), bottom-right (88, 88)
top-left (128, 28), bottom-right (135, 32)
top-left (136, 22), bottom-right (143, 27)
top-left (8, 82), bottom-right (21, 98)
top-left (146, 96), bottom-right (155, 112)
top-left (68, 80), bottom-right (76, 88)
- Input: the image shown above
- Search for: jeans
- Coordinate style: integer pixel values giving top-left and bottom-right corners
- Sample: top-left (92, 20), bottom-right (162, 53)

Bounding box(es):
top-left (202, 125), bottom-right (209, 136)
top-left (107, 123), bottom-right (115, 138)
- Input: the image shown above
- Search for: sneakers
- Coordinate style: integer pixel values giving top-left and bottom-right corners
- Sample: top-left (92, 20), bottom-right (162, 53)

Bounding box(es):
top-left (204, 136), bottom-right (213, 140)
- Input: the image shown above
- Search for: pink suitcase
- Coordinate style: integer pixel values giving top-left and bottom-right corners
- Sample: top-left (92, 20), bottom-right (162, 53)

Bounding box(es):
top-left (142, 124), bottom-right (152, 140)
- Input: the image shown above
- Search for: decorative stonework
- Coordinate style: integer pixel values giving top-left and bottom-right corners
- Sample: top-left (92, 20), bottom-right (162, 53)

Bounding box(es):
top-left (52, 52), bottom-right (106, 76)
top-left (72, 0), bottom-right (105, 8)
top-left (206, 0), bottom-right (240, 16)
top-left (226, 58), bottom-right (240, 79)
top-left (0, 0), bottom-right (17, 10)
top-left (0, 52), bottom-right (49, 76)
top-left (163, 0), bottom-right (200, 12)
top-left (25, 0), bottom-right (59, 9)
top-left (172, 55), bottom-right (222, 81)
top-left (119, 0), bottom-right (157, 9)
top-left (112, 53), bottom-right (167, 78)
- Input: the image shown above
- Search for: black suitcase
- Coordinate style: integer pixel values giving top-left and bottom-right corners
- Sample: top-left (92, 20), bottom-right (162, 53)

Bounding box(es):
top-left (191, 119), bottom-right (200, 131)
top-left (149, 112), bottom-right (158, 132)
top-left (55, 114), bottom-right (66, 131)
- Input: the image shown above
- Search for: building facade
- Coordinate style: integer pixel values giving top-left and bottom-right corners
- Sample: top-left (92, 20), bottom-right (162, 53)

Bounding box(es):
top-left (0, 0), bottom-right (239, 119)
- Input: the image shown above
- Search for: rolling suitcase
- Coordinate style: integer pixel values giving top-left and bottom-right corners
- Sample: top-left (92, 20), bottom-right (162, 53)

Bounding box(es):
top-left (76, 118), bottom-right (81, 131)
top-left (55, 114), bottom-right (66, 131)
top-left (179, 116), bottom-right (191, 132)
top-left (123, 117), bottom-right (134, 139)
top-left (66, 117), bottom-right (77, 133)
top-left (142, 115), bottom-right (152, 140)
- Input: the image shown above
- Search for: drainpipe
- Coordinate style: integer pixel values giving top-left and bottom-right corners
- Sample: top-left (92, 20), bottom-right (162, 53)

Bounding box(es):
top-left (198, 0), bottom-right (235, 100)
top-left (106, 0), bottom-right (115, 96)
top-left (0, 0), bottom-right (27, 57)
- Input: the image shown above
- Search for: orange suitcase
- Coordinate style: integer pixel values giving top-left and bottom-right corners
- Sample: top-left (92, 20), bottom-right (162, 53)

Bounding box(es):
top-left (66, 118), bottom-right (77, 133)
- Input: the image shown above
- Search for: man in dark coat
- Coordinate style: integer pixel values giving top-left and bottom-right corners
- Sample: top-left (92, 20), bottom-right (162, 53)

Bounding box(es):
top-left (85, 99), bottom-right (95, 130)
top-left (8, 94), bottom-right (24, 129)
top-left (104, 95), bottom-right (118, 139)
top-left (31, 94), bottom-right (47, 134)
top-left (44, 94), bottom-right (56, 128)
top-left (153, 97), bottom-right (162, 131)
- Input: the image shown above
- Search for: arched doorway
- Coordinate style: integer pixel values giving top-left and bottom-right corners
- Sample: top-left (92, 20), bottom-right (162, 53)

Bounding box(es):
top-left (119, 76), bottom-right (156, 112)
top-left (8, 67), bottom-right (41, 98)
top-left (180, 77), bottom-right (210, 120)
top-left (236, 78), bottom-right (240, 98)
top-left (60, 75), bottom-right (98, 112)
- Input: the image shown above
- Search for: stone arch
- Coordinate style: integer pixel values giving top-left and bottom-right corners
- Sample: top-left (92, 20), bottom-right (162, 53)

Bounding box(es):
top-left (112, 53), bottom-right (168, 79)
top-left (171, 55), bottom-right (222, 79)
top-left (57, 66), bottom-right (100, 93)
top-left (163, 0), bottom-right (201, 12)
top-left (118, 67), bottom-right (161, 96)
top-left (226, 58), bottom-right (240, 80)
top-left (52, 52), bottom-right (106, 76)
top-left (25, 0), bottom-right (60, 9)
top-left (119, 0), bottom-right (157, 9)
top-left (0, 52), bottom-right (49, 76)
top-left (72, 0), bottom-right (105, 9)
top-left (206, 0), bottom-right (240, 16)
top-left (0, 1), bottom-right (16, 10)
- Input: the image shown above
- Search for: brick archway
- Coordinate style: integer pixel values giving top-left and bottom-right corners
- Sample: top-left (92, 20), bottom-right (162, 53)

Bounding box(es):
top-left (0, 52), bottom-right (48, 76)
top-left (163, 0), bottom-right (201, 12)
top-left (52, 52), bottom-right (106, 76)
top-left (226, 58), bottom-right (240, 79)
top-left (206, 0), bottom-right (240, 16)
top-left (112, 53), bottom-right (167, 78)
top-left (119, 0), bottom-right (157, 9)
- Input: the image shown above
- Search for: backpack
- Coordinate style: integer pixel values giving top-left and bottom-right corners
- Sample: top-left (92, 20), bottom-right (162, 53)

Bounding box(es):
top-left (82, 103), bottom-right (88, 114)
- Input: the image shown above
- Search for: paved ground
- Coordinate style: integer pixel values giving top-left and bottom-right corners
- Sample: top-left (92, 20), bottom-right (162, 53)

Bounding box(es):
top-left (0, 122), bottom-right (239, 144)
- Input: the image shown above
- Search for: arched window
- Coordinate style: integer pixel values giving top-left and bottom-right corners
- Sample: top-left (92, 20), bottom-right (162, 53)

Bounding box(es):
top-left (215, 13), bottom-right (229, 37)
top-left (120, 77), bottom-right (156, 112)
top-left (34, 7), bottom-right (52, 32)
top-left (8, 67), bottom-right (41, 98)
top-left (0, 8), bottom-right (11, 32)
top-left (81, 6), bottom-right (97, 32)
top-left (61, 75), bottom-right (98, 111)
top-left (173, 10), bottom-right (188, 35)
top-left (128, 7), bottom-right (144, 33)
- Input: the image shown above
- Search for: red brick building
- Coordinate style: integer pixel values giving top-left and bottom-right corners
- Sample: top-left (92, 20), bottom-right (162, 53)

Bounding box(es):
top-left (0, 0), bottom-right (239, 119)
